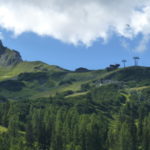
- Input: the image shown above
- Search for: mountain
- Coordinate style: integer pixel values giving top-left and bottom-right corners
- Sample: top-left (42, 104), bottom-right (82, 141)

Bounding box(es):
top-left (0, 41), bottom-right (150, 100)
top-left (0, 42), bottom-right (150, 150)
top-left (0, 40), bottom-right (22, 66)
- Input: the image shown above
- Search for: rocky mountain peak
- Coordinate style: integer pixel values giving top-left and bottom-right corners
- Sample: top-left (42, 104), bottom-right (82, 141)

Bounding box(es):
top-left (0, 40), bottom-right (23, 67)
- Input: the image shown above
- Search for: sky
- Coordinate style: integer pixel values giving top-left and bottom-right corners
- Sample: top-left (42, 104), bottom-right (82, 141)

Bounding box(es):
top-left (0, 0), bottom-right (150, 70)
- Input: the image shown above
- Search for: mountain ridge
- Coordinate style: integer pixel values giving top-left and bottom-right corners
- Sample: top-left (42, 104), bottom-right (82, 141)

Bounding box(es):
top-left (0, 41), bottom-right (150, 101)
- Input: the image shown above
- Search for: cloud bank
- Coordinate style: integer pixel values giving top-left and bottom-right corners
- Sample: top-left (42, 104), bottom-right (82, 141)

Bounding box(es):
top-left (0, 0), bottom-right (150, 46)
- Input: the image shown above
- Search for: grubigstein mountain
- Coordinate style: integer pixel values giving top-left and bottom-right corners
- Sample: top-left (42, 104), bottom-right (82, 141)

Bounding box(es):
top-left (0, 41), bottom-right (150, 150)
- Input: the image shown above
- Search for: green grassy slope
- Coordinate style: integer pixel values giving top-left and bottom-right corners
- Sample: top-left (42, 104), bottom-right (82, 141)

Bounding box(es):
top-left (0, 62), bottom-right (150, 100)
top-left (0, 61), bottom-right (65, 80)
top-left (0, 61), bottom-right (107, 99)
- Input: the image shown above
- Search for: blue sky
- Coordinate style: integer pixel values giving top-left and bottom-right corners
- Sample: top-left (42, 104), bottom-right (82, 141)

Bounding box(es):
top-left (0, 0), bottom-right (150, 70)
top-left (1, 28), bottom-right (150, 70)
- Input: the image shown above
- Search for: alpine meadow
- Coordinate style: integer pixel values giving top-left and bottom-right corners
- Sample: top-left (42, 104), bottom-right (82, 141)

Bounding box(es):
top-left (0, 41), bottom-right (149, 150)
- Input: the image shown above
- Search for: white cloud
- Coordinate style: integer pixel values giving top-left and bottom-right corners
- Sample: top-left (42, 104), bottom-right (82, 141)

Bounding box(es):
top-left (0, 0), bottom-right (150, 47)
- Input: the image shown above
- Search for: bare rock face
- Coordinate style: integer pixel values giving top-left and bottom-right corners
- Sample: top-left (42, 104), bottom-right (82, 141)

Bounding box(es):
top-left (0, 40), bottom-right (23, 67)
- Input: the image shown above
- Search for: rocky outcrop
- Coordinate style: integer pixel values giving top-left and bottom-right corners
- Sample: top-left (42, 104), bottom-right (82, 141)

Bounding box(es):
top-left (75, 67), bottom-right (90, 72)
top-left (0, 40), bottom-right (23, 67)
